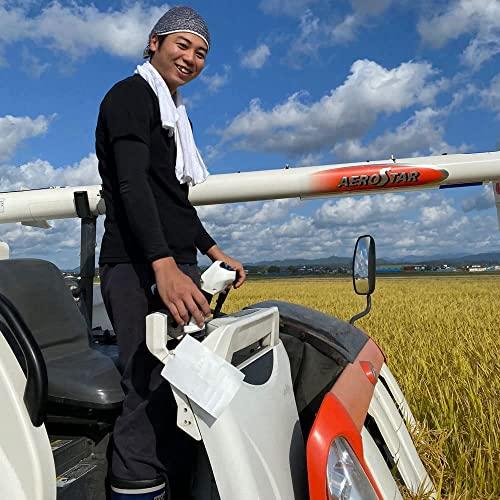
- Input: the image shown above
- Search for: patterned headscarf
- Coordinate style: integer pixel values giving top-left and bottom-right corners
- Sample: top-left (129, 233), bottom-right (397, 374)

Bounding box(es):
top-left (143, 6), bottom-right (210, 58)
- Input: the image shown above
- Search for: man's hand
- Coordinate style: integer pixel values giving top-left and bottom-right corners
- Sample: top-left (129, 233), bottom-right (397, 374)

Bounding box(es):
top-left (206, 246), bottom-right (246, 288)
top-left (152, 257), bottom-right (211, 327)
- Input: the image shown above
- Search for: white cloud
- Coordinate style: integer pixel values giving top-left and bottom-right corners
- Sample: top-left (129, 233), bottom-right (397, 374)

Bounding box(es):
top-left (0, 107), bottom-right (101, 269)
top-left (274, 1), bottom-right (393, 65)
top-left (254, 199), bottom-right (300, 222)
top-left (195, 188), bottom-right (500, 265)
top-left (314, 192), bottom-right (430, 227)
top-left (462, 184), bottom-right (495, 212)
top-left (421, 201), bottom-right (456, 226)
top-left (333, 0), bottom-right (393, 43)
top-left (259, 0), bottom-right (318, 17)
top-left (259, 0), bottom-right (393, 64)
top-left (284, 10), bottom-right (323, 64)
top-left (331, 14), bottom-right (359, 43)
top-left (0, 215), bottom-right (106, 270)
top-left (241, 44), bottom-right (271, 69)
top-left (418, 0), bottom-right (500, 69)
top-left (1, 218), bottom-right (77, 252)
top-left (333, 107), bottom-right (468, 162)
top-left (275, 214), bottom-right (315, 238)
top-left (380, 209), bottom-right (500, 258)
top-left (197, 198), bottom-right (298, 228)
top-left (350, 0), bottom-right (392, 17)
top-left (312, 190), bottom-right (500, 259)
top-left (200, 65), bottom-right (231, 93)
top-left (21, 48), bottom-right (50, 78)
top-left (197, 199), bottom-right (314, 262)
top-left (0, 2), bottom-right (170, 60)
top-left (195, 192), bottom-right (472, 262)
top-left (295, 152), bottom-right (325, 166)
top-left (0, 152), bottom-right (102, 269)
top-left (218, 59), bottom-right (442, 157)
top-left (0, 114), bottom-right (52, 162)
top-left (0, 153), bottom-right (99, 191)
top-left (481, 74), bottom-right (500, 115)
top-left (0, 1), bottom-right (27, 44)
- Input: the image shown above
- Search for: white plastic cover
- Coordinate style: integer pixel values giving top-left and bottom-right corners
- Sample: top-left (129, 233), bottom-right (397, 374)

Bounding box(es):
top-left (369, 365), bottom-right (435, 497)
top-left (149, 307), bottom-right (308, 500)
top-left (0, 330), bottom-right (56, 499)
top-left (161, 334), bottom-right (244, 419)
top-left (194, 309), bottom-right (307, 500)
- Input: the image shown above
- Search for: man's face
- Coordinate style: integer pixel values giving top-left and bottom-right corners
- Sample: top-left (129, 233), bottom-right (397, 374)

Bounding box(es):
top-left (149, 32), bottom-right (207, 93)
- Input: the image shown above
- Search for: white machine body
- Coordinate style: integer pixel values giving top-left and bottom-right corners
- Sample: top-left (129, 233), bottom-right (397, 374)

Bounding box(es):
top-left (1, 152), bottom-right (500, 226)
top-left (0, 330), bottom-right (56, 500)
top-left (146, 307), bottom-right (308, 500)
top-left (367, 364), bottom-right (435, 497)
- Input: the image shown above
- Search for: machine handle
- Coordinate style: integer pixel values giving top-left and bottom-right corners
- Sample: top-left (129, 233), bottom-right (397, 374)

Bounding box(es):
top-left (0, 293), bottom-right (48, 427)
top-left (146, 312), bottom-right (170, 363)
top-left (206, 307), bottom-right (280, 362)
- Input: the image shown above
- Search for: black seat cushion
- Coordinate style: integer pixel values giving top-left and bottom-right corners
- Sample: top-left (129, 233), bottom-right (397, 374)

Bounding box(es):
top-left (47, 348), bottom-right (123, 408)
top-left (0, 259), bottom-right (123, 409)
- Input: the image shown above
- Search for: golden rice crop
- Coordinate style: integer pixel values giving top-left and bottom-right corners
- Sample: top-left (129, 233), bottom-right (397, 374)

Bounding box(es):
top-left (225, 276), bottom-right (500, 499)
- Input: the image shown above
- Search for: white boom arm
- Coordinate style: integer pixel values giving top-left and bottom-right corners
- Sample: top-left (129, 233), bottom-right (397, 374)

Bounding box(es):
top-left (0, 151), bottom-right (499, 225)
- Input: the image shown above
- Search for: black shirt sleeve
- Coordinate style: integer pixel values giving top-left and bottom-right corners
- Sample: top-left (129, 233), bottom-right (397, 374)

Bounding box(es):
top-left (194, 214), bottom-right (216, 254)
top-left (112, 138), bottom-right (173, 262)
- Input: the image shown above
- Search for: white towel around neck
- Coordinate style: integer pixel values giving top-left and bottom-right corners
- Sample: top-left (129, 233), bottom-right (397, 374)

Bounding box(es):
top-left (135, 61), bottom-right (209, 186)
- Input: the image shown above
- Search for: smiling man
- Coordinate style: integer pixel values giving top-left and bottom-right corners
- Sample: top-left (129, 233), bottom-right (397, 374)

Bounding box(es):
top-left (149, 32), bottom-right (207, 88)
top-left (95, 6), bottom-right (245, 500)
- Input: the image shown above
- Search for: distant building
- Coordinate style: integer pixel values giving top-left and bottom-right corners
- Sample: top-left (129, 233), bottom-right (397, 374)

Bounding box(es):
top-left (468, 265), bottom-right (487, 272)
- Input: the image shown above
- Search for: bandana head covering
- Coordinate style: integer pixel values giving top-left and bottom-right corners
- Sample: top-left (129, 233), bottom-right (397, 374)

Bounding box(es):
top-left (143, 6), bottom-right (210, 58)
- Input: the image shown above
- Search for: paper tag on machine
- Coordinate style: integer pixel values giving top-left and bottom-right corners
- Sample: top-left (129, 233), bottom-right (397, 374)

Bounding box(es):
top-left (161, 335), bottom-right (244, 419)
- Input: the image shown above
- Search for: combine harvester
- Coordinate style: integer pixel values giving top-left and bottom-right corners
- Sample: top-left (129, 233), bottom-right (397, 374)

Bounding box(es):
top-left (0, 151), bottom-right (499, 499)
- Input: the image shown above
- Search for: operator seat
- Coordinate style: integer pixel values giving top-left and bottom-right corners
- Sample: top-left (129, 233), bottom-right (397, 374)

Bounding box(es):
top-left (0, 259), bottom-right (123, 410)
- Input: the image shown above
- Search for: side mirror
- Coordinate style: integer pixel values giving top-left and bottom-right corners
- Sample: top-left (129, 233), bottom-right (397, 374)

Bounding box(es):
top-left (350, 235), bottom-right (376, 325)
top-left (352, 235), bottom-right (376, 295)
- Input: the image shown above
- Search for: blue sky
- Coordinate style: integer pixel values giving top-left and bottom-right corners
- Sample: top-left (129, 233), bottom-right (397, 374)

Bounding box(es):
top-left (1, 0), bottom-right (500, 268)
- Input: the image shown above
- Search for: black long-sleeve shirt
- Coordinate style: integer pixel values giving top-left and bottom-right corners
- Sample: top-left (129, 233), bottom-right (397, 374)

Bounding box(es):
top-left (96, 75), bottom-right (215, 265)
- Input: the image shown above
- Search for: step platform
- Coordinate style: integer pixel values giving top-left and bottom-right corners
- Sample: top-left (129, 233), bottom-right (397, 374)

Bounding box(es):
top-left (51, 437), bottom-right (107, 500)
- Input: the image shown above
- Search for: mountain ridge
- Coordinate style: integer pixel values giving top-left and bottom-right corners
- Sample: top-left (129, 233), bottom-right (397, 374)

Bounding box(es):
top-left (247, 251), bottom-right (500, 267)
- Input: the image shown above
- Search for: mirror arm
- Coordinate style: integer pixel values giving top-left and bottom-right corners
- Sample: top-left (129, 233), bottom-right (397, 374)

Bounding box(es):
top-left (349, 294), bottom-right (372, 326)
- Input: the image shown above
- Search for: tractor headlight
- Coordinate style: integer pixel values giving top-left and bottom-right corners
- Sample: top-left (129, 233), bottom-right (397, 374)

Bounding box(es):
top-left (326, 438), bottom-right (378, 500)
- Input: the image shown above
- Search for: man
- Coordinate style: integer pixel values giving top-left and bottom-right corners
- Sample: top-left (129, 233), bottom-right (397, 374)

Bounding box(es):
top-left (95, 6), bottom-right (245, 499)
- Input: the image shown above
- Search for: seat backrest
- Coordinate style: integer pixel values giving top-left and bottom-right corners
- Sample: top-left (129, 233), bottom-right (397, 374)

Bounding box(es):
top-left (0, 259), bottom-right (89, 361)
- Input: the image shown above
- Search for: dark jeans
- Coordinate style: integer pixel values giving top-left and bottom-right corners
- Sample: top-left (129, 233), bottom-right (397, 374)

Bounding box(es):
top-left (100, 262), bottom-right (200, 496)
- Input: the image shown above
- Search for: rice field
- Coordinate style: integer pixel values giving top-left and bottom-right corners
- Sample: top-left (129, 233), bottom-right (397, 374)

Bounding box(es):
top-left (225, 275), bottom-right (500, 499)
